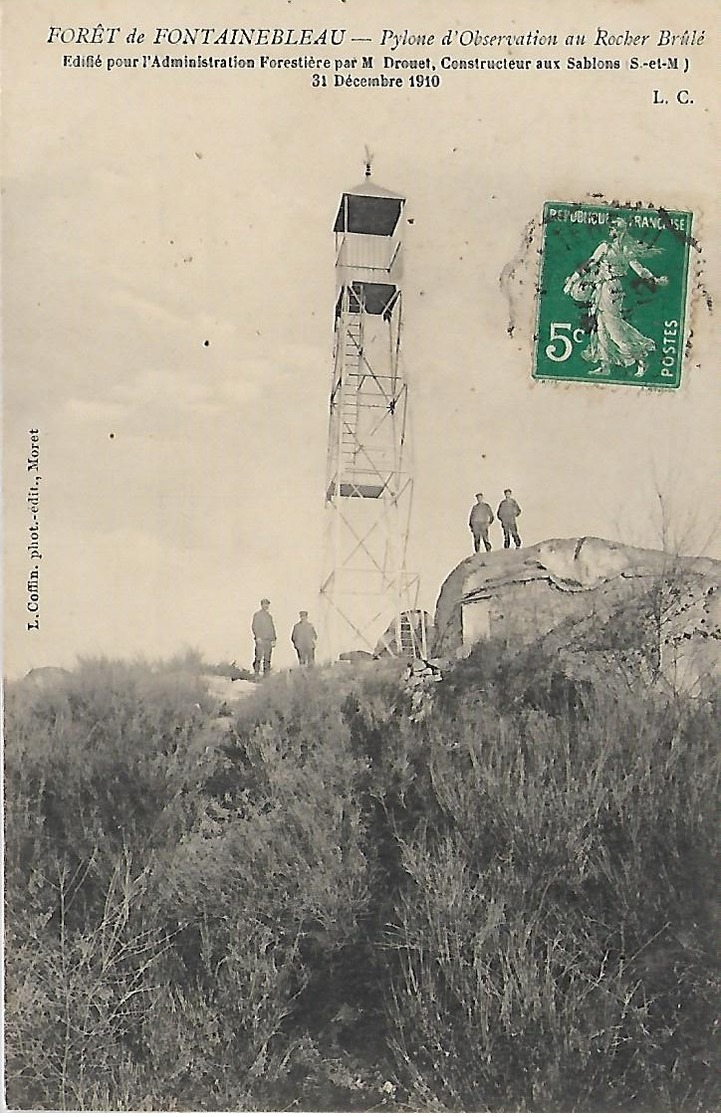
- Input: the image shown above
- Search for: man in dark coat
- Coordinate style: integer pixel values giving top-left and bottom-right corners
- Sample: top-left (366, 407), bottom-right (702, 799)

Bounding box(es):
top-left (497, 489), bottom-right (522, 549)
top-left (252, 598), bottom-right (276, 678)
top-left (469, 492), bottom-right (495, 553)
top-left (291, 610), bottom-right (317, 666)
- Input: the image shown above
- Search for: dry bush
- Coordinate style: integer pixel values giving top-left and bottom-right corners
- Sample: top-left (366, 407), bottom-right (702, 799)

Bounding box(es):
top-left (383, 671), bottom-right (720, 1111)
top-left (4, 649), bottom-right (718, 1110)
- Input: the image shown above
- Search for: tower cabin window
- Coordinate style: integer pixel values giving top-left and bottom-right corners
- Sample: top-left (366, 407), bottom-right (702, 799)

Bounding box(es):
top-left (333, 192), bottom-right (403, 237)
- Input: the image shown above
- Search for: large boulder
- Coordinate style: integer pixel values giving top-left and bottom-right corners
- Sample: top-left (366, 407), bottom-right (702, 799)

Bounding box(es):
top-left (433, 537), bottom-right (721, 693)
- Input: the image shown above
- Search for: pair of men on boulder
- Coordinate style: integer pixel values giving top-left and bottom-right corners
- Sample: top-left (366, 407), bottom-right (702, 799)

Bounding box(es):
top-left (469, 490), bottom-right (522, 553)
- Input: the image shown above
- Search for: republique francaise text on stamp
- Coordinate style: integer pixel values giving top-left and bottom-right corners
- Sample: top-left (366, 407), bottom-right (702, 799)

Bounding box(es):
top-left (534, 201), bottom-right (692, 389)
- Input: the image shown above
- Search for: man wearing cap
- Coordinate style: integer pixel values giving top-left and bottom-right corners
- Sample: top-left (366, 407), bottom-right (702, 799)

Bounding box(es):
top-left (252, 598), bottom-right (277, 678)
top-left (497, 489), bottom-right (522, 549)
top-left (469, 492), bottom-right (495, 553)
top-left (291, 610), bottom-right (318, 666)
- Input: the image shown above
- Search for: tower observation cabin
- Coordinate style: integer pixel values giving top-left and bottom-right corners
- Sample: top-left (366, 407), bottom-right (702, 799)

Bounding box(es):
top-left (320, 162), bottom-right (424, 658)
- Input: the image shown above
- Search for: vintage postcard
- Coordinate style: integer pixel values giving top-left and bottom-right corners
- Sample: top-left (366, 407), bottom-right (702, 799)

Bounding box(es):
top-left (3, 0), bottom-right (719, 1110)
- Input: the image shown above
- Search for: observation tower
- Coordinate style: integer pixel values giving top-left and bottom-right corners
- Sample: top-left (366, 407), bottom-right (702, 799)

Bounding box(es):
top-left (319, 157), bottom-right (424, 659)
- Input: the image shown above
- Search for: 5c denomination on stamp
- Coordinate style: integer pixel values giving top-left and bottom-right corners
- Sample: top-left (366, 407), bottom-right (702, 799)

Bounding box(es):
top-left (534, 201), bottom-right (692, 388)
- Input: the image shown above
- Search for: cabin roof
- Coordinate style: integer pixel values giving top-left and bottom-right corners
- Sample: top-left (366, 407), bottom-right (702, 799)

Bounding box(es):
top-left (333, 180), bottom-right (405, 235)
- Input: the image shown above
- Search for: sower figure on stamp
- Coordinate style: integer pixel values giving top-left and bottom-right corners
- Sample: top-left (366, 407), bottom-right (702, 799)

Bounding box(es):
top-left (469, 492), bottom-right (494, 553)
top-left (497, 489), bottom-right (522, 549)
top-left (563, 218), bottom-right (668, 378)
top-left (252, 598), bottom-right (276, 679)
top-left (291, 610), bottom-right (317, 666)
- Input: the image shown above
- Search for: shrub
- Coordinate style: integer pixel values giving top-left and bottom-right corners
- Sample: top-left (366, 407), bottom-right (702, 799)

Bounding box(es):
top-left (383, 672), bottom-right (720, 1110)
top-left (5, 648), bottom-right (718, 1110)
top-left (5, 850), bottom-right (173, 1109)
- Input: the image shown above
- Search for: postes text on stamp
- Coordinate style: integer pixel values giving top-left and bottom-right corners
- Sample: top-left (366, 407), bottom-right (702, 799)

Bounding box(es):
top-left (534, 202), bottom-right (692, 388)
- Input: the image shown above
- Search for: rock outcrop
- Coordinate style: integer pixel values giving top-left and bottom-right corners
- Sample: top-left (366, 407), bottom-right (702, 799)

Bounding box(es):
top-left (200, 674), bottom-right (257, 706)
top-left (21, 666), bottom-right (72, 688)
top-left (433, 537), bottom-right (721, 693)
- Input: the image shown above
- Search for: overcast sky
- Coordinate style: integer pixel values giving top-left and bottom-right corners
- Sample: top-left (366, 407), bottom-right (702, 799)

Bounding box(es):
top-left (4, 0), bottom-right (719, 677)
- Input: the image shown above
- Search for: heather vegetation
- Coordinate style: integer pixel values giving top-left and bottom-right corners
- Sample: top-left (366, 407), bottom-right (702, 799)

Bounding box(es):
top-left (4, 641), bottom-right (719, 1110)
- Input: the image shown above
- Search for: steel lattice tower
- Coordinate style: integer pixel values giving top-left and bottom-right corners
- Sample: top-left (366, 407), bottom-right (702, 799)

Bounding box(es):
top-left (319, 161), bottom-right (425, 660)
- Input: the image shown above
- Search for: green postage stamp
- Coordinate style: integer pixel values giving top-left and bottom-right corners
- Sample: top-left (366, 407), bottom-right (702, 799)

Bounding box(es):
top-left (534, 201), bottom-right (693, 388)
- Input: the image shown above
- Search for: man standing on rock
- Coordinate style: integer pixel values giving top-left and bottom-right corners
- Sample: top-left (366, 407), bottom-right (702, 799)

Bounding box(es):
top-left (469, 492), bottom-right (495, 553)
top-left (291, 610), bottom-right (318, 666)
top-left (252, 598), bottom-right (276, 679)
top-left (497, 489), bottom-right (522, 549)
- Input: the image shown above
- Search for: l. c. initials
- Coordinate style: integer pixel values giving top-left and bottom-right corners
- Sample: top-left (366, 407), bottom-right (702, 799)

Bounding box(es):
top-left (652, 89), bottom-right (693, 105)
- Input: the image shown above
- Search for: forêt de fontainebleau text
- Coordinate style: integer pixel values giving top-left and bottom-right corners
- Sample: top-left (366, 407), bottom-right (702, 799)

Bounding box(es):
top-left (46, 26), bottom-right (707, 48)
top-left (44, 23), bottom-right (708, 101)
